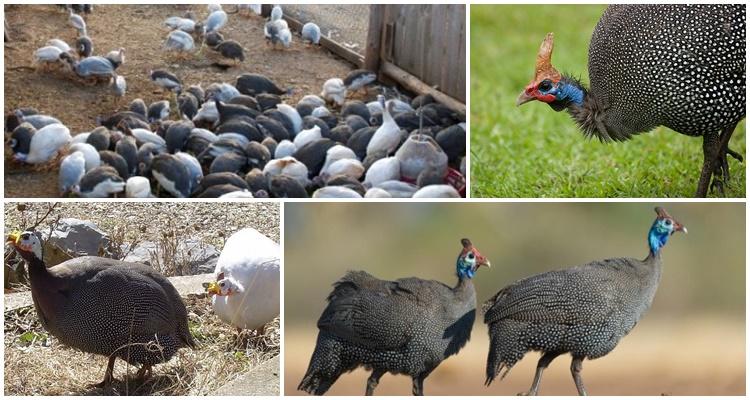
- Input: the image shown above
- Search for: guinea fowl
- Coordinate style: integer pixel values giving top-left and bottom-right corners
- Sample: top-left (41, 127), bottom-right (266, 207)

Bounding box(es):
top-left (517, 5), bottom-right (745, 197)
top-left (298, 238), bottom-right (491, 396)
top-left (6, 231), bottom-right (195, 387)
top-left (206, 228), bottom-right (280, 334)
top-left (483, 207), bottom-right (686, 395)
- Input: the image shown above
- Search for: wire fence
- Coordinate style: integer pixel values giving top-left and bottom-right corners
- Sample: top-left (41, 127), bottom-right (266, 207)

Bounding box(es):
top-left (283, 4), bottom-right (370, 55)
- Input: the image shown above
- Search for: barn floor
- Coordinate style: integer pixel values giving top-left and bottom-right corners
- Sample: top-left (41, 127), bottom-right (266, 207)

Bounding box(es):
top-left (3, 4), bottom-right (361, 197)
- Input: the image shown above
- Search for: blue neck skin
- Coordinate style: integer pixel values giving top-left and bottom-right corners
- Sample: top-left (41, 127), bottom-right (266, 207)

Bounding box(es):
top-left (456, 256), bottom-right (475, 279)
top-left (556, 81), bottom-right (585, 106)
top-left (648, 220), bottom-right (671, 255)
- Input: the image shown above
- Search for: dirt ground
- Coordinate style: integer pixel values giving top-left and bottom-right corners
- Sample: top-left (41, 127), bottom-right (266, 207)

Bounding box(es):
top-left (4, 4), bottom-right (358, 197)
top-left (285, 317), bottom-right (745, 396)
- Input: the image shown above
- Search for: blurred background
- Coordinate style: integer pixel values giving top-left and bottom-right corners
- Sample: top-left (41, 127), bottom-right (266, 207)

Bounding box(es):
top-left (285, 203), bottom-right (745, 395)
top-left (470, 5), bottom-right (745, 198)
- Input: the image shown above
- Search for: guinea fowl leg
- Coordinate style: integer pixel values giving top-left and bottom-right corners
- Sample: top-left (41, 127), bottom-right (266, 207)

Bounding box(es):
top-left (136, 364), bottom-right (153, 381)
top-left (696, 133), bottom-right (720, 197)
top-left (412, 371), bottom-right (430, 396)
top-left (711, 122), bottom-right (741, 195)
top-left (570, 356), bottom-right (587, 396)
top-left (518, 351), bottom-right (564, 395)
top-left (365, 370), bottom-right (385, 396)
top-left (95, 355), bottom-right (118, 388)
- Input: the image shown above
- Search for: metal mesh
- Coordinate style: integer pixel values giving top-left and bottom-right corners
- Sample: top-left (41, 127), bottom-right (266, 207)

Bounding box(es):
top-left (283, 4), bottom-right (370, 55)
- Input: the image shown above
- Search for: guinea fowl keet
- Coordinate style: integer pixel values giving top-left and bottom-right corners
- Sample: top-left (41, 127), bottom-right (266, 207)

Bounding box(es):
top-left (517, 5), bottom-right (745, 197)
top-left (483, 207), bottom-right (686, 395)
top-left (6, 231), bottom-right (195, 387)
top-left (299, 238), bottom-right (491, 395)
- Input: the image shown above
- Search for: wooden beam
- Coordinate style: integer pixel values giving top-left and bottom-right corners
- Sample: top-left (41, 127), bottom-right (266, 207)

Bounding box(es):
top-left (381, 61), bottom-right (465, 114)
top-left (363, 5), bottom-right (384, 73)
top-left (283, 15), bottom-right (364, 68)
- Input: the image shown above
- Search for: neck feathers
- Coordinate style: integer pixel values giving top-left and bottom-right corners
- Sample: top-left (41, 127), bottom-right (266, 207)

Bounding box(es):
top-left (647, 223), bottom-right (670, 257)
top-left (561, 75), bottom-right (636, 142)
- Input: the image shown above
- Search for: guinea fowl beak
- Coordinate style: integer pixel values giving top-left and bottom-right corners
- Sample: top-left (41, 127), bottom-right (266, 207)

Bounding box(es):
top-left (674, 222), bottom-right (687, 234)
top-left (6, 231), bottom-right (20, 245)
top-left (206, 281), bottom-right (220, 295)
top-left (516, 87), bottom-right (535, 106)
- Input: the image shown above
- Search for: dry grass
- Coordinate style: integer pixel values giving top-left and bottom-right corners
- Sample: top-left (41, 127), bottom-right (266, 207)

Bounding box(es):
top-left (4, 295), bottom-right (280, 396)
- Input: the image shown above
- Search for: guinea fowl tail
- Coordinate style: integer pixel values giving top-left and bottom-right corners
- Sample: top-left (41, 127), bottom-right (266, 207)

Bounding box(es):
top-left (485, 320), bottom-right (526, 386)
top-left (298, 332), bottom-right (344, 395)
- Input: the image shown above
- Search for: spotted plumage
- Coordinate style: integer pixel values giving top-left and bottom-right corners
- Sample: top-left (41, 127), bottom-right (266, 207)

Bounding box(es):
top-left (483, 207), bottom-right (686, 395)
top-left (299, 239), bottom-right (490, 395)
top-left (518, 5), bottom-right (746, 197)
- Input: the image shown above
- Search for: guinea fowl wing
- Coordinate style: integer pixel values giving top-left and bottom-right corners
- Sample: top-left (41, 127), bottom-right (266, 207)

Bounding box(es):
top-left (317, 271), bottom-right (442, 350)
top-left (483, 265), bottom-right (622, 325)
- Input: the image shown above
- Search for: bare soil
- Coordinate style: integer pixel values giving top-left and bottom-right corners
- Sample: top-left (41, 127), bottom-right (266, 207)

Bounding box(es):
top-left (285, 317), bottom-right (745, 396)
top-left (4, 4), bottom-right (358, 197)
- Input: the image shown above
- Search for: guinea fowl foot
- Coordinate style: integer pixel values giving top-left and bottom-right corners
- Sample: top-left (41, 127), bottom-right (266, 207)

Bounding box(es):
top-left (135, 365), bottom-right (153, 381)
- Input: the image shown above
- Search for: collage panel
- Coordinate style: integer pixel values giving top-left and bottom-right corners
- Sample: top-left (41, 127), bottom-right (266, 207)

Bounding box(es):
top-left (4, 4), bottom-right (466, 199)
top-left (4, 202), bottom-right (280, 395)
top-left (470, 4), bottom-right (745, 198)
top-left (285, 202), bottom-right (744, 395)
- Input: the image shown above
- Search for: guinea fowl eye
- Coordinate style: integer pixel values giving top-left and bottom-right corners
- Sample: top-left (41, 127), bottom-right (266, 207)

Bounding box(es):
top-left (220, 282), bottom-right (225, 287)
top-left (467, 253), bottom-right (475, 259)
top-left (665, 220), bottom-right (673, 226)
top-left (21, 233), bottom-right (29, 240)
top-left (538, 80), bottom-right (552, 91)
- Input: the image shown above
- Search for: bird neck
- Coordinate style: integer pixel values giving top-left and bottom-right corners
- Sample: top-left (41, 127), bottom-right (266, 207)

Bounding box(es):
top-left (25, 252), bottom-right (53, 284)
top-left (455, 257), bottom-right (476, 281)
top-left (555, 76), bottom-right (585, 108)
top-left (647, 221), bottom-right (671, 258)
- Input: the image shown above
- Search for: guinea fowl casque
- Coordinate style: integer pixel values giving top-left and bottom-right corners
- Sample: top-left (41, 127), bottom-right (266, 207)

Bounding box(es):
top-left (6, 231), bottom-right (195, 387)
top-left (517, 5), bottom-right (745, 197)
top-left (483, 207), bottom-right (686, 395)
top-left (206, 228), bottom-right (280, 335)
top-left (298, 238), bottom-right (491, 396)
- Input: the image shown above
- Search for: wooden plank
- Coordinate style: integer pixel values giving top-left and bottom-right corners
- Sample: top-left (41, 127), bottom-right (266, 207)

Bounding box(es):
top-left (284, 15), bottom-right (364, 68)
top-left (364, 4), bottom-right (384, 73)
top-left (381, 61), bottom-right (465, 114)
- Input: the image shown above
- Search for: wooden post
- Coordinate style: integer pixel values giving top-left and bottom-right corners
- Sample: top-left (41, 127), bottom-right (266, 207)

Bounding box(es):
top-left (4, 18), bottom-right (9, 42)
top-left (363, 5), bottom-right (384, 73)
top-left (381, 61), bottom-right (465, 114)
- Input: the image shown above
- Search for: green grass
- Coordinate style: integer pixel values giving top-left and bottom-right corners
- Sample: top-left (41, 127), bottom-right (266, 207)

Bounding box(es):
top-left (470, 5), bottom-right (746, 198)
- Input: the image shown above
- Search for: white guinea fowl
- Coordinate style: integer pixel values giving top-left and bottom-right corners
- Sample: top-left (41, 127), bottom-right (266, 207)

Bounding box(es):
top-left (33, 46), bottom-right (64, 64)
top-left (363, 156), bottom-right (400, 186)
top-left (276, 103), bottom-right (302, 134)
top-left (274, 140), bottom-right (296, 159)
top-left (413, 184), bottom-right (460, 198)
top-left (69, 142), bottom-right (101, 171)
top-left (312, 186), bottom-right (362, 198)
top-left (69, 10), bottom-right (87, 36)
top-left (125, 176), bottom-right (153, 198)
top-left (59, 151), bottom-right (86, 195)
top-left (321, 144), bottom-right (357, 172)
top-left (46, 38), bottom-right (72, 53)
top-left (323, 158), bottom-right (364, 180)
top-left (301, 22), bottom-right (321, 45)
top-left (219, 190), bottom-right (254, 198)
top-left (298, 94), bottom-right (326, 109)
top-left (263, 156), bottom-right (309, 186)
top-left (270, 5), bottom-right (283, 21)
top-left (21, 123), bottom-right (71, 164)
top-left (320, 78), bottom-right (346, 106)
top-left (207, 228), bottom-right (280, 333)
top-left (130, 128), bottom-right (167, 149)
top-left (364, 187), bottom-right (392, 198)
top-left (164, 16), bottom-right (197, 33)
top-left (293, 125), bottom-right (321, 149)
top-left (366, 101), bottom-right (402, 156)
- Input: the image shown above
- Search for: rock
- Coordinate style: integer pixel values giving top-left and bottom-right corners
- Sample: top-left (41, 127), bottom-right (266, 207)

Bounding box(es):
top-left (39, 218), bottom-right (114, 266)
top-left (122, 238), bottom-right (220, 275)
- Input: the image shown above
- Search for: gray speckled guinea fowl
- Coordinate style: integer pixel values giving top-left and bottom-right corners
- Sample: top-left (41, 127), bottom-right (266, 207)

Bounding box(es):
top-left (483, 207), bottom-right (686, 395)
top-left (517, 5), bottom-right (745, 197)
top-left (6, 231), bottom-right (195, 387)
top-left (298, 238), bottom-right (491, 396)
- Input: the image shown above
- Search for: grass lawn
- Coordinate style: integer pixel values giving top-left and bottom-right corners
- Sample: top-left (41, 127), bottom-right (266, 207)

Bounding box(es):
top-left (470, 5), bottom-right (746, 198)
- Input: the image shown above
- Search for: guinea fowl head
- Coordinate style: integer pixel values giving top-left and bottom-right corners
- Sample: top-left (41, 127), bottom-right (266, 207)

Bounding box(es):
top-left (516, 33), bottom-right (584, 111)
top-left (648, 207), bottom-right (687, 255)
top-left (7, 231), bottom-right (43, 262)
top-left (206, 272), bottom-right (244, 296)
top-left (456, 238), bottom-right (490, 279)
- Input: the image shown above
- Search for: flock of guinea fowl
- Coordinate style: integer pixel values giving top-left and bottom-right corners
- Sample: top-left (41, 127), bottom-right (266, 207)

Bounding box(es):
top-left (8, 4), bottom-right (467, 198)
